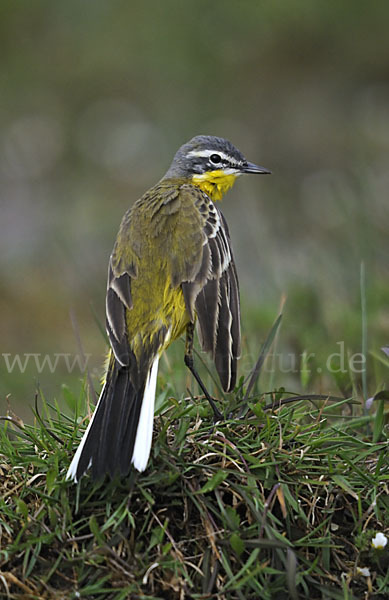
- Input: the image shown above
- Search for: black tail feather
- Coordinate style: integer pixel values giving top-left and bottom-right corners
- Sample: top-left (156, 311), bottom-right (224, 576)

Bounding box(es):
top-left (75, 360), bottom-right (145, 481)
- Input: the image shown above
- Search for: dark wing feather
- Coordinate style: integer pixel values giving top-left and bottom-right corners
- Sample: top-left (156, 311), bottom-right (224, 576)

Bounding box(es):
top-left (194, 278), bottom-right (219, 354)
top-left (105, 262), bottom-right (134, 366)
top-left (181, 187), bottom-right (241, 393)
top-left (214, 271), bottom-right (232, 391)
top-left (105, 207), bottom-right (139, 368)
top-left (228, 258), bottom-right (241, 362)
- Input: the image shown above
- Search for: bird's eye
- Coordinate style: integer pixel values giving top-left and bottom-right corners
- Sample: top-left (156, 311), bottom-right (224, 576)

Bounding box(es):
top-left (210, 153), bottom-right (221, 165)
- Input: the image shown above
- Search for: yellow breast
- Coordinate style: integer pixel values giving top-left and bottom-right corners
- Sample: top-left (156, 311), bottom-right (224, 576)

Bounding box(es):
top-left (192, 170), bottom-right (238, 201)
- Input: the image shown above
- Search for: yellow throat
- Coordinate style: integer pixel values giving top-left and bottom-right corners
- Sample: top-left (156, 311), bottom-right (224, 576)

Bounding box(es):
top-left (192, 169), bottom-right (238, 201)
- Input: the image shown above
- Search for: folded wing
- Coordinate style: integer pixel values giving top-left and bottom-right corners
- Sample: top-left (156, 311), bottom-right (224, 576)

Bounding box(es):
top-left (180, 187), bottom-right (241, 393)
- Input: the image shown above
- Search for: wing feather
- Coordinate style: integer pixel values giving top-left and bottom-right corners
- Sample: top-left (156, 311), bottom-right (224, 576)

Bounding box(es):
top-left (106, 261), bottom-right (133, 366)
top-left (180, 187), bottom-right (241, 393)
top-left (214, 271), bottom-right (233, 391)
top-left (194, 278), bottom-right (220, 355)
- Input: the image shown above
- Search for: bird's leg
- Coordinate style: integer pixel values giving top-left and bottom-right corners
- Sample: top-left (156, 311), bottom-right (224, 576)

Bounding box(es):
top-left (184, 322), bottom-right (223, 422)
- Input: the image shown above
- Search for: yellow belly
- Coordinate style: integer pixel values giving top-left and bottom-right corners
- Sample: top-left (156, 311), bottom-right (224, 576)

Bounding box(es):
top-left (126, 261), bottom-right (189, 360)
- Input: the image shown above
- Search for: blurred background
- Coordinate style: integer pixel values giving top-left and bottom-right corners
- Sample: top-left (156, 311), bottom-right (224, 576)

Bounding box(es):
top-left (1, 0), bottom-right (388, 419)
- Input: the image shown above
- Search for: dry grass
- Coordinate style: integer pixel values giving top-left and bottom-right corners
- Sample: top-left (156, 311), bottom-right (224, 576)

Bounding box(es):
top-left (0, 385), bottom-right (388, 599)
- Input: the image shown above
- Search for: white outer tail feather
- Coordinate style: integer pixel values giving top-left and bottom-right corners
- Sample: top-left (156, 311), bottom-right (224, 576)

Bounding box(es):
top-left (66, 382), bottom-right (106, 482)
top-left (131, 356), bottom-right (159, 472)
top-left (66, 357), bottom-right (160, 481)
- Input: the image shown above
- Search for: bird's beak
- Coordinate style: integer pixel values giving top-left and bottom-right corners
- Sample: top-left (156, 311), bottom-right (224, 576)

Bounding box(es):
top-left (242, 161), bottom-right (271, 175)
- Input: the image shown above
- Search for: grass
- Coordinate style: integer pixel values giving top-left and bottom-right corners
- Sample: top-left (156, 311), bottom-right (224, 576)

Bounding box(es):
top-left (1, 275), bottom-right (389, 600)
top-left (0, 351), bottom-right (388, 599)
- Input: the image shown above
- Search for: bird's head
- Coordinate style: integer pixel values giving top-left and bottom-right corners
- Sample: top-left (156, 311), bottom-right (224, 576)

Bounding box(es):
top-left (164, 135), bottom-right (271, 201)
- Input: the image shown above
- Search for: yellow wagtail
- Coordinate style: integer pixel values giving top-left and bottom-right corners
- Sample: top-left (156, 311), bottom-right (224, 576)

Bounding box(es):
top-left (67, 135), bottom-right (270, 482)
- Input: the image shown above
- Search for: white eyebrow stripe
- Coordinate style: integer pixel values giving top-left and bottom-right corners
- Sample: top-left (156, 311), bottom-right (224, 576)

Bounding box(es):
top-left (187, 148), bottom-right (240, 165)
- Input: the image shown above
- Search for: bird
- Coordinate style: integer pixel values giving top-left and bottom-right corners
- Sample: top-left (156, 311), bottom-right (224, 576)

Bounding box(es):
top-left (66, 135), bottom-right (270, 482)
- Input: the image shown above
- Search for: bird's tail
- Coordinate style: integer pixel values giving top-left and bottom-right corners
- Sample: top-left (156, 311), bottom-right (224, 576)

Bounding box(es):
top-left (66, 355), bottom-right (159, 482)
